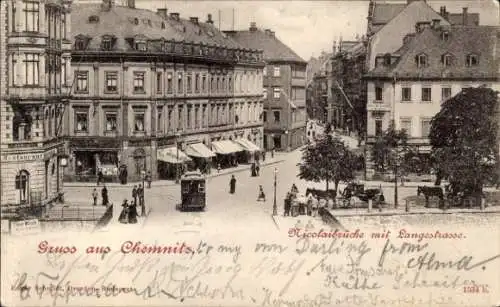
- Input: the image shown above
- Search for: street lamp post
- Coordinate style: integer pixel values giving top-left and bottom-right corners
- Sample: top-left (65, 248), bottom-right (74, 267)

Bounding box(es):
top-left (273, 168), bottom-right (278, 216)
top-left (175, 132), bottom-right (181, 184)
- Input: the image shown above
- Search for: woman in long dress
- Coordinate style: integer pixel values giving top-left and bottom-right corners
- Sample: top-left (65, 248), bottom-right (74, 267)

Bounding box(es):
top-left (128, 202), bottom-right (138, 224)
top-left (119, 199), bottom-right (129, 224)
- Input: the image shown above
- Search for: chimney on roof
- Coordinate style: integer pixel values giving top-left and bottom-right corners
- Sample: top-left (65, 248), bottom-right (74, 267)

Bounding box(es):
top-left (190, 17), bottom-right (199, 24)
top-left (249, 22), bottom-right (257, 32)
top-left (431, 19), bottom-right (441, 29)
top-left (206, 14), bottom-right (213, 24)
top-left (157, 8), bottom-right (168, 19)
top-left (462, 7), bottom-right (468, 25)
top-left (170, 12), bottom-right (180, 21)
top-left (127, 0), bottom-right (135, 9)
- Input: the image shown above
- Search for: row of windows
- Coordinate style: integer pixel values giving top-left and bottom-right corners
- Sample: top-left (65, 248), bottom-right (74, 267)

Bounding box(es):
top-left (73, 103), bottom-right (262, 134)
top-left (262, 66), bottom-right (306, 78)
top-left (9, 54), bottom-right (68, 88)
top-left (373, 117), bottom-right (432, 137)
top-left (75, 70), bottom-right (262, 95)
top-left (415, 53), bottom-right (479, 68)
top-left (10, 1), bottom-right (68, 38)
top-left (374, 85), bottom-right (472, 103)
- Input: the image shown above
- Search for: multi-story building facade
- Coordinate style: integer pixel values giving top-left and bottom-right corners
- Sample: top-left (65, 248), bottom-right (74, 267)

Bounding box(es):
top-left (1, 0), bottom-right (72, 210)
top-left (63, 0), bottom-right (264, 182)
top-left (364, 22), bottom-right (499, 177)
top-left (227, 23), bottom-right (307, 152)
top-left (329, 39), bottom-right (367, 135)
top-left (307, 72), bottom-right (328, 123)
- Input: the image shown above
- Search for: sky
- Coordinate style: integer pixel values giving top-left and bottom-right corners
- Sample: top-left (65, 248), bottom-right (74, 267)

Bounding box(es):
top-left (85, 0), bottom-right (499, 61)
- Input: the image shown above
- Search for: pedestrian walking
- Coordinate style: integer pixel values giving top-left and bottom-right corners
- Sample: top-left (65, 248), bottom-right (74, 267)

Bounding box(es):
top-left (138, 184), bottom-right (145, 216)
top-left (271, 149), bottom-right (275, 158)
top-left (92, 188), bottom-right (98, 206)
top-left (101, 184), bottom-right (108, 206)
top-left (132, 185), bottom-right (138, 205)
top-left (217, 163), bottom-right (221, 173)
top-left (229, 175), bottom-right (236, 194)
top-left (118, 199), bottom-right (129, 224)
top-left (146, 171), bottom-right (152, 188)
top-left (97, 168), bottom-right (104, 186)
top-left (257, 185), bottom-right (266, 201)
top-left (256, 164), bottom-right (260, 176)
top-left (284, 192), bottom-right (291, 216)
top-left (128, 201), bottom-right (138, 224)
top-left (262, 151), bottom-right (266, 162)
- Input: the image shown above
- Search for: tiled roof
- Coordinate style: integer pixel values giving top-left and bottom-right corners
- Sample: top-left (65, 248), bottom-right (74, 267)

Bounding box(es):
top-left (365, 25), bottom-right (499, 80)
top-left (72, 4), bottom-right (245, 51)
top-left (372, 3), bottom-right (406, 25)
top-left (447, 13), bottom-right (480, 26)
top-left (226, 29), bottom-right (305, 63)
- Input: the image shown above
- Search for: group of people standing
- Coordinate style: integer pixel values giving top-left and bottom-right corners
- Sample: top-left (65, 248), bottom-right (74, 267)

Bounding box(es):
top-left (283, 185), bottom-right (335, 217)
top-left (118, 184), bottom-right (147, 224)
top-left (92, 185), bottom-right (109, 207)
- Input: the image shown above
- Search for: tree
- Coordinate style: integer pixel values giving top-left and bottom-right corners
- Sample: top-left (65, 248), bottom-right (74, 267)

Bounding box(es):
top-left (371, 124), bottom-right (412, 177)
top-left (297, 135), bottom-right (357, 192)
top-left (429, 87), bottom-right (499, 206)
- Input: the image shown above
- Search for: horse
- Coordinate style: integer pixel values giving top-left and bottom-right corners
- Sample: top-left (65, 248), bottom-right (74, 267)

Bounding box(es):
top-left (305, 188), bottom-right (336, 200)
top-left (417, 186), bottom-right (444, 208)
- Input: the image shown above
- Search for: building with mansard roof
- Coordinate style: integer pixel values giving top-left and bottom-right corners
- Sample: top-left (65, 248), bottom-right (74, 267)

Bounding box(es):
top-left (1, 0), bottom-right (72, 211)
top-left (226, 23), bottom-right (307, 152)
top-left (363, 22), bottom-right (499, 178)
top-left (64, 0), bottom-right (265, 182)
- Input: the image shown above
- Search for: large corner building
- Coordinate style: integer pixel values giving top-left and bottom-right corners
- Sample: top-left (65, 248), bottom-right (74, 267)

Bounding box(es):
top-left (1, 0), bottom-right (72, 210)
top-left (64, 0), bottom-right (265, 182)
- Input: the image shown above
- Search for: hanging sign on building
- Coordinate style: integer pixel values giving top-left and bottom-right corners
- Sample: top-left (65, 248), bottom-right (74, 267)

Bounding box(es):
top-left (1, 153), bottom-right (44, 162)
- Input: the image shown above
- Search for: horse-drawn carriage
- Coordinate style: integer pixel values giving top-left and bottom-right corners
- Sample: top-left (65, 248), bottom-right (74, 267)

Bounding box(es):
top-left (338, 182), bottom-right (385, 208)
top-left (417, 184), bottom-right (490, 209)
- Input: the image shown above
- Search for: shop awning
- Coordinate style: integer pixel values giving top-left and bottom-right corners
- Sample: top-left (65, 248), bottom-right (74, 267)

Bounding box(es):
top-left (211, 140), bottom-right (244, 155)
top-left (235, 139), bottom-right (261, 152)
top-left (157, 147), bottom-right (192, 164)
top-left (185, 143), bottom-right (216, 158)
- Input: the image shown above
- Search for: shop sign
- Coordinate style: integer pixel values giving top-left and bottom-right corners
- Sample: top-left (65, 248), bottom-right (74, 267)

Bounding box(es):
top-left (1, 153), bottom-right (44, 162)
top-left (10, 219), bottom-right (41, 236)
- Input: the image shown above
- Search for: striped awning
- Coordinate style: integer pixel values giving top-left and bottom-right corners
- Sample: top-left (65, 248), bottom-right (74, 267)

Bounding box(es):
top-left (235, 139), bottom-right (261, 152)
top-left (157, 147), bottom-right (191, 164)
top-left (211, 140), bottom-right (244, 155)
top-left (185, 143), bottom-right (216, 158)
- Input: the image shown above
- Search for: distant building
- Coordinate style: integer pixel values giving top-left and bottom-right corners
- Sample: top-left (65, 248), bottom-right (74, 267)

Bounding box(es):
top-left (1, 0), bottom-right (72, 210)
top-left (64, 0), bottom-right (265, 182)
top-left (227, 23), bottom-right (307, 152)
top-left (330, 39), bottom-right (367, 135)
top-left (364, 23), bottom-right (499, 177)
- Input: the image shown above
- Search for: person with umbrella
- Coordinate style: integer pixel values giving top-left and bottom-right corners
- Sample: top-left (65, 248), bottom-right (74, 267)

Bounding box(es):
top-left (229, 175), bottom-right (236, 194)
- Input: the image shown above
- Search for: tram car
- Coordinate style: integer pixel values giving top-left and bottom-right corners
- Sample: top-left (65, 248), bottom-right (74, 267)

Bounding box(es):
top-left (180, 171), bottom-right (206, 211)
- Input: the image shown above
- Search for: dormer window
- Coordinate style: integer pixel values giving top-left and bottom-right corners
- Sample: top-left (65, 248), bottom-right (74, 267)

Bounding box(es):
top-left (415, 54), bottom-right (428, 68)
top-left (134, 18), bottom-right (139, 25)
top-left (135, 42), bottom-right (146, 51)
top-left (383, 54), bottom-right (391, 66)
top-left (466, 54), bottom-right (479, 66)
top-left (147, 19), bottom-right (152, 27)
top-left (164, 41), bottom-right (174, 53)
top-left (375, 56), bottom-right (384, 67)
top-left (101, 35), bottom-right (114, 51)
top-left (161, 22), bottom-right (165, 29)
top-left (441, 53), bottom-right (452, 66)
top-left (74, 36), bottom-right (88, 50)
top-left (88, 15), bottom-right (99, 23)
top-left (441, 31), bottom-right (449, 41)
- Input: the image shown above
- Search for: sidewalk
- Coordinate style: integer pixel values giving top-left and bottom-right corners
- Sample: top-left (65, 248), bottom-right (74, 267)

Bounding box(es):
top-left (64, 153), bottom-right (286, 188)
top-left (327, 205), bottom-right (500, 217)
